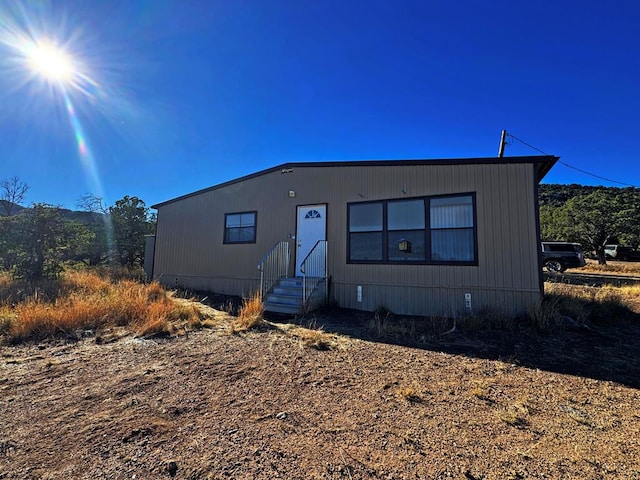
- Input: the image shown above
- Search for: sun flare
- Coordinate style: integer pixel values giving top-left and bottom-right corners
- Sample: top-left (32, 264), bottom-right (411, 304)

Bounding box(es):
top-left (27, 42), bottom-right (74, 82)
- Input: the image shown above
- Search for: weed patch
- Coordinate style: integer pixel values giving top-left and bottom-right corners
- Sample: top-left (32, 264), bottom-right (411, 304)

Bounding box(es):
top-left (289, 326), bottom-right (336, 350)
top-left (396, 386), bottom-right (423, 403)
top-left (1, 270), bottom-right (206, 343)
top-left (498, 409), bottom-right (528, 428)
top-left (231, 293), bottom-right (264, 333)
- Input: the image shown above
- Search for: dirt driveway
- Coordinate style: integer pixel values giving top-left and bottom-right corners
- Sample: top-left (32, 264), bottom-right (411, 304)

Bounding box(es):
top-left (1, 311), bottom-right (639, 479)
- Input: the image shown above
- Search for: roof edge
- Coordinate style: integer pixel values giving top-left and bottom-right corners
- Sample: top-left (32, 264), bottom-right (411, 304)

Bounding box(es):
top-left (152, 155), bottom-right (558, 209)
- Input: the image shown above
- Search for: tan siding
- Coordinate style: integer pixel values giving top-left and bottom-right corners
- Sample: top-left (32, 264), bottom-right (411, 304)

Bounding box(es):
top-left (154, 161), bottom-right (543, 316)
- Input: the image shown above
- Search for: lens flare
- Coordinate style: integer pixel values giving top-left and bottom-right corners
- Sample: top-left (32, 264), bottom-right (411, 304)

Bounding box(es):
top-left (27, 41), bottom-right (74, 82)
top-left (0, 4), bottom-right (116, 258)
top-left (62, 90), bottom-right (115, 258)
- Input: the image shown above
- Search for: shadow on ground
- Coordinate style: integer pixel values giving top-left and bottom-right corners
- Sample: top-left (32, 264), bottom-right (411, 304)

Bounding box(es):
top-left (267, 306), bottom-right (640, 390)
top-left (184, 288), bottom-right (640, 390)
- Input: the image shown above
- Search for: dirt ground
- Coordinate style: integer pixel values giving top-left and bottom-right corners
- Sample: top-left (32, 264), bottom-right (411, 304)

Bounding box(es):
top-left (1, 305), bottom-right (640, 479)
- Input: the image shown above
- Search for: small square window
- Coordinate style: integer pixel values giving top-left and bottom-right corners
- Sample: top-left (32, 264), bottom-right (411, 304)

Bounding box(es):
top-left (224, 211), bottom-right (256, 244)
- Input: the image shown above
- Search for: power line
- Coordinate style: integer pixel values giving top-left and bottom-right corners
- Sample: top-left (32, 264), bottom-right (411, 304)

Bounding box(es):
top-left (506, 132), bottom-right (635, 187)
top-left (554, 160), bottom-right (635, 187)
top-left (507, 133), bottom-right (550, 156)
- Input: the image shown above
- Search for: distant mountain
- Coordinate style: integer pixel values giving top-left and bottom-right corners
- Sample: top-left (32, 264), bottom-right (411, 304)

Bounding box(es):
top-left (0, 200), bottom-right (26, 216)
top-left (59, 209), bottom-right (105, 223)
top-left (539, 184), bottom-right (640, 207)
top-left (0, 202), bottom-right (104, 223)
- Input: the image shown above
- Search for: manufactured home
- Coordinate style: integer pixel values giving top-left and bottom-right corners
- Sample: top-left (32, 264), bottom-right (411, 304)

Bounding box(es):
top-left (150, 156), bottom-right (557, 317)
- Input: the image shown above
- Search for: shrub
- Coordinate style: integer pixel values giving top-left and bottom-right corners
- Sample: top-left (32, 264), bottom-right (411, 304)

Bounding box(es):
top-left (291, 327), bottom-right (335, 350)
top-left (231, 293), bottom-right (264, 333)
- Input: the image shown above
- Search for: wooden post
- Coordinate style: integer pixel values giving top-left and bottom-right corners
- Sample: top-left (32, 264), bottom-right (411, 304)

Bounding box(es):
top-left (498, 130), bottom-right (507, 157)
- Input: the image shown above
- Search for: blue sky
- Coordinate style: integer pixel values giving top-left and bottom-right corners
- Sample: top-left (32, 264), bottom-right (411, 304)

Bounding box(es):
top-left (1, 0), bottom-right (638, 210)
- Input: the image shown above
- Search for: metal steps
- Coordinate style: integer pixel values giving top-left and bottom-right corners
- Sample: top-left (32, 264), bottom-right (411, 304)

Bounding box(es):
top-left (264, 277), bottom-right (304, 314)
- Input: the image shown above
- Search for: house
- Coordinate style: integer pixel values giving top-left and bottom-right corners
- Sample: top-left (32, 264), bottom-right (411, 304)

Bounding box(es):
top-left (149, 155), bottom-right (557, 317)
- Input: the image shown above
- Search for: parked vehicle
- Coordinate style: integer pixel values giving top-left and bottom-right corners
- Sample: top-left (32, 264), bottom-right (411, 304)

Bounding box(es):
top-left (604, 245), bottom-right (640, 261)
top-left (541, 242), bottom-right (586, 272)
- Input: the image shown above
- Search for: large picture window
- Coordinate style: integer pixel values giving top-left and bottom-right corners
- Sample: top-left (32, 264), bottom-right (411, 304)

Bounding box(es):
top-left (347, 194), bottom-right (476, 265)
top-left (224, 211), bottom-right (256, 244)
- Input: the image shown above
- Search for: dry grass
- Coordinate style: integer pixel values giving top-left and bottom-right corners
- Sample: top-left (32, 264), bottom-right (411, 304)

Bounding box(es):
top-left (469, 382), bottom-right (491, 401)
top-left (0, 270), bottom-right (207, 343)
top-left (396, 386), bottom-right (423, 403)
top-left (498, 409), bottom-right (528, 428)
top-left (230, 293), bottom-right (264, 333)
top-left (543, 282), bottom-right (640, 326)
top-left (288, 326), bottom-right (337, 350)
top-left (581, 259), bottom-right (640, 275)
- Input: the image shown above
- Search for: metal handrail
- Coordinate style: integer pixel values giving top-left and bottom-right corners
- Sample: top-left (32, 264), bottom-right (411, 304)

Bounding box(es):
top-left (257, 240), bottom-right (290, 298)
top-left (300, 240), bottom-right (328, 308)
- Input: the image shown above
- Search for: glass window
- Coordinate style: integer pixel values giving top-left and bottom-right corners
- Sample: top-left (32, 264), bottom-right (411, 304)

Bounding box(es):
top-left (388, 230), bottom-right (426, 262)
top-left (347, 194), bottom-right (476, 265)
top-left (349, 202), bottom-right (383, 261)
top-left (388, 199), bottom-right (425, 230)
top-left (431, 229), bottom-right (475, 262)
top-left (349, 203), bottom-right (383, 232)
top-left (224, 211), bottom-right (256, 244)
top-left (430, 195), bottom-right (475, 262)
top-left (430, 196), bottom-right (474, 228)
top-left (387, 199), bottom-right (426, 262)
top-left (350, 232), bottom-right (384, 261)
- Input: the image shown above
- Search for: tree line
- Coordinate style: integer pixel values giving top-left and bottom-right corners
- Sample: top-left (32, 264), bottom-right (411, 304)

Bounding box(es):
top-left (539, 184), bottom-right (640, 263)
top-left (0, 177), bottom-right (155, 280)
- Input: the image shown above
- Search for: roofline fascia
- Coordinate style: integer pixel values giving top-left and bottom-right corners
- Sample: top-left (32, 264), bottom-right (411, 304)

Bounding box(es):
top-left (151, 155), bottom-right (558, 209)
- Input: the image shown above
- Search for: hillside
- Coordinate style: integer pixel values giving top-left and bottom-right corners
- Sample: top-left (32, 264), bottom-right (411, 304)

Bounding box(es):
top-left (0, 201), bottom-right (103, 223)
top-left (1, 310), bottom-right (639, 479)
top-left (0, 200), bottom-right (25, 217)
top-left (539, 183), bottom-right (640, 207)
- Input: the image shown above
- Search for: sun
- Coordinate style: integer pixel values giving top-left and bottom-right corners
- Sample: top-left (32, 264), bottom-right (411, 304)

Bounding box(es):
top-left (27, 41), bottom-right (75, 83)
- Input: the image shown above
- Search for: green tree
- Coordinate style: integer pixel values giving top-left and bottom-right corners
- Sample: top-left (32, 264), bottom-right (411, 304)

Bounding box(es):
top-left (0, 215), bottom-right (20, 270)
top-left (110, 196), bottom-right (154, 267)
top-left (12, 203), bottom-right (65, 279)
top-left (558, 191), bottom-right (640, 264)
top-left (539, 204), bottom-right (569, 243)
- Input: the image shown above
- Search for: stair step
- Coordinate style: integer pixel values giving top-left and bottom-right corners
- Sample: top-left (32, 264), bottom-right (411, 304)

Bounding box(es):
top-left (272, 286), bottom-right (302, 295)
top-left (264, 302), bottom-right (302, 315)
top-left (265, 293), bottom-right (303, 306)
top-left (278, 277), bottom-right (303, 288)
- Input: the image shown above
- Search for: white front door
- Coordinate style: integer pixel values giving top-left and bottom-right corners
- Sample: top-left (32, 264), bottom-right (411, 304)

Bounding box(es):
top-left (296, 204), bottom-right (327, 277)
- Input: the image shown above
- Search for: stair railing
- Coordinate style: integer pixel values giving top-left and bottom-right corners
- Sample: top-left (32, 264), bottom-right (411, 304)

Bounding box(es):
top-left (300, 240), bottom-right (328, 308)
top-left (257, 241), bottom-right (290, 298)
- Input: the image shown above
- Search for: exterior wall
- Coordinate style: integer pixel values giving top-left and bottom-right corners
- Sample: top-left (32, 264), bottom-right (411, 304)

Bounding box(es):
top-left (143, 235), bottom-right (156, 281)
top-left (153, 162), bottom-right (542, 316)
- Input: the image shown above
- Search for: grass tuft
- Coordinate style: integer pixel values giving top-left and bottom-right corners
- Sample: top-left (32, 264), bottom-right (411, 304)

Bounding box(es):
top-left (498, 409), bottom-right (528, 428)
top-left (291, 326), bottom-right (335, 350)
top-left (396, 386), bottom-right (423, 403)
top-left (231, 293), bottom-right (264, 333)
top-left (470, 383), bottom-right (491, 401)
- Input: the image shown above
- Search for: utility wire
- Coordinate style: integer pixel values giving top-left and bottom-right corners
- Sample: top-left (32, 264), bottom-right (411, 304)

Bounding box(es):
top-left (507, 133), bottom-right (550, 156)
top-left (554, 161), bottom-right (635, 187)
top-left (506, 132), bottom-right (635, 187)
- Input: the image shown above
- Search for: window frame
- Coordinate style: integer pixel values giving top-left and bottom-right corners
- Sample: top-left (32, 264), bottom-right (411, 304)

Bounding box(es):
top-left (223, 211), bottom-right (257, 244)
top-left (346, 193), bottom-right (478, 266)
